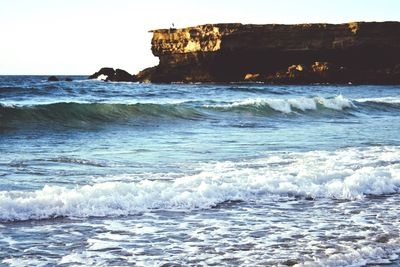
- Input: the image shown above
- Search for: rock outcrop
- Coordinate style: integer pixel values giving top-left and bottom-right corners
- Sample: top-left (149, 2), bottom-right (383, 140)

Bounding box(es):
top-left (89, 68), bottom-right (137, 82)
top-left (139, 22), bottom-right (400, 84)
top-left (47, 76), bottom-right (59, 82)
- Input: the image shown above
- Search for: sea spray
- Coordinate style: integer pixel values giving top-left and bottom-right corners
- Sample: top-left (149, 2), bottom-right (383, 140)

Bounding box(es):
top-left (1, 146), bottom-right (399, 221)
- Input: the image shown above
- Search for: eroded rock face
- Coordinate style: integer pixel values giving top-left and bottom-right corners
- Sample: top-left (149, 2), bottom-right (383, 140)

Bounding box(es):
top-left (151, 24), bottom-right (232, 56)
top-left (139, 22), bottom-right (400, 84)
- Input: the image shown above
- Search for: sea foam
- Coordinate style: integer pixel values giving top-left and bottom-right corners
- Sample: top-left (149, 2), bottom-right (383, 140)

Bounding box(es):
top-left (356, 96), bottom-right (400, 104)
top-left (205, 95), bottom-right (354, 113)
top-left (0, 146), bottom-right (399, 221)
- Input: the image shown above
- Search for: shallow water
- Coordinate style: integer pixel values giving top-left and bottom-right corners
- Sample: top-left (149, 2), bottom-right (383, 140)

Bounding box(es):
top-left (1, 76), bottom-right (400, 266)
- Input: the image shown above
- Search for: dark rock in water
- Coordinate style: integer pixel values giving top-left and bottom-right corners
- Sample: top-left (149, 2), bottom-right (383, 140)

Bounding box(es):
top-left (65, 77), bottom-right (73, 82)
top-left (137, 22), bottom-right (400, 84)
top-left (47, 76), bottom-right (59, 82)
top-left (88, 67), bottom-right (115, 80)
top-left (88, 67), bottom-right (137, 82)
top-left (115, 69), bottom-right (135, 82)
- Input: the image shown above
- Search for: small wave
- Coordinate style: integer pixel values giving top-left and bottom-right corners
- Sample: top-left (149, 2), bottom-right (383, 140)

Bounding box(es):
top-left (355, 97), bottom-right (400, 112)
top-left (42, 157), bottom-right (109, 167)
top-left (1, 146), bottom-right (399, 222)
top-left (356, 97), bottom-right (400, 104)
top-left (203, 95), bottom-right (355, 114)
top-left (223, 86), bottom-right (287, 94)
top-left (0, 86), bottom-right (53, 95)
top-left (0, 102), bottom-right (205, 126)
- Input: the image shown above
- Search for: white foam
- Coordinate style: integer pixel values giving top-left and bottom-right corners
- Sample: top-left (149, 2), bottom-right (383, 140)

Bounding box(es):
top-left (265, 99), bottom-right (292, 113)
top-left (96, 74), bottom-right (108, 81)
top-left (1, 146), bottom-right (399, 221)
top-left (0, 100), bottom-right (91, 107)
top-left (0, 103), bottom-right (17, 108)
top-left (2, 258), bottom-right (47, 267)
top-left (288, 97), bottom-right (317, 111)
top-left (356, 96), bottom-right (400, 104)
top-left (300, 245), bottom-right (400, 267)
top-left (314, 94), bottom-right (354, 110)
top-left (206, 95), bottom-right (354, 113)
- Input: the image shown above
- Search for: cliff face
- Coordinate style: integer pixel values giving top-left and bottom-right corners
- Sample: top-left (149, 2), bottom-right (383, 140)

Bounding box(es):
top-left (138, 22), bottom-right (400, 84)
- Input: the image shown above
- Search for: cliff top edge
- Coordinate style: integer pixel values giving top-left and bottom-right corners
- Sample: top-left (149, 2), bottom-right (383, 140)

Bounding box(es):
top-left (149, 21), bottom-right (400, 33)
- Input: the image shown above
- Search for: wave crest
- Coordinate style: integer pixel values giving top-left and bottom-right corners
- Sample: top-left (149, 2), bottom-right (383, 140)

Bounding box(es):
top-left (2, 95), bottom-right (400, 128)
top-left (1, 146), bottom-right (399, 222)
top-left (0, 102), bottom-right (205, 126)
top-left (204, 95), bottom-right (354, 114)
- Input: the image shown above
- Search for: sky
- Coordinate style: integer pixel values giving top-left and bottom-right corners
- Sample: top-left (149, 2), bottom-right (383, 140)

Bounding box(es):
top-left (1, 0), bottom-right (400, 75)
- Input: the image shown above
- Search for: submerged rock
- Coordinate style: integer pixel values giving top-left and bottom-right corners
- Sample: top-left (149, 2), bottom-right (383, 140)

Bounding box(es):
top-left (65, 77), bottom-right (73, 82)
top-left (137, 22), bottom-right (400, 84)
top-left (89, 67), bottom-right (137, 82)
top-left (47, 76), bottom-right (59, 82)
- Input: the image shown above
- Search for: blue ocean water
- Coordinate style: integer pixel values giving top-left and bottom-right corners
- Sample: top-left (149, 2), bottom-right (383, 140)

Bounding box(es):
top-left (0, 75), bottom-right (400, 266)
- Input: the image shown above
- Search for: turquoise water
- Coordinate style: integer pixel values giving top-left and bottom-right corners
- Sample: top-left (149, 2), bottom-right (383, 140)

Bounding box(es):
top-left (1, 76), bottom-right (400, 266)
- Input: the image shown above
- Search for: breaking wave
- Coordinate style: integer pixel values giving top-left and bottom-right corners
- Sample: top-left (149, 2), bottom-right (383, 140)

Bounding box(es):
top-left (204, 95), bottom-right (355, 114)
top-left (1, 146), bottom-right (399, 222)
top-left (2, 95), bottom-right (400, 127)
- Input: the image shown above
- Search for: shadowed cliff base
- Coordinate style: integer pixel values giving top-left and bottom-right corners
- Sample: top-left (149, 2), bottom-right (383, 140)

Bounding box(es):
top-left (135, 22), bottom-right (400, 84)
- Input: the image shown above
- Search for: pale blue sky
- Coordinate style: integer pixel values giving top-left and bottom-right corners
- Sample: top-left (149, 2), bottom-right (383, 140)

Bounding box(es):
top-left (1, 0), bottom-right (399, 75)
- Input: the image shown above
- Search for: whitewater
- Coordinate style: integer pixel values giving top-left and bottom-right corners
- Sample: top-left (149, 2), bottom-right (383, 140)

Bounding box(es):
top-left (1, 76), bottom-right (400, 266)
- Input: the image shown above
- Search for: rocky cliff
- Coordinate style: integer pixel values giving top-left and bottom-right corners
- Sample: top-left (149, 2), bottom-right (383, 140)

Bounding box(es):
top-left (138, 22), bottom-right (400, 84)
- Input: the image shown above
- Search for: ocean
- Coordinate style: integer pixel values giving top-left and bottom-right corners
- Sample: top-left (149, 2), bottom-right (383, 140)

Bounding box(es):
top-left (0, 75), bottom-right (400, 266)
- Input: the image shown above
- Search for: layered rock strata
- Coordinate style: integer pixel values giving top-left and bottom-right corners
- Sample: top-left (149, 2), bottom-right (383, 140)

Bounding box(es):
top-left (138, 22), bottom-right (400, 84)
